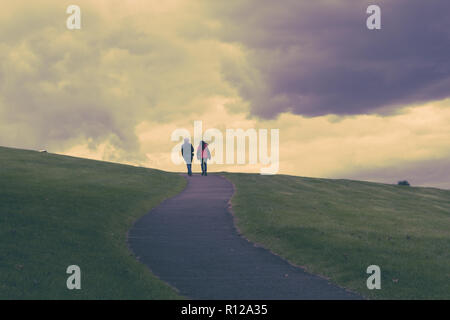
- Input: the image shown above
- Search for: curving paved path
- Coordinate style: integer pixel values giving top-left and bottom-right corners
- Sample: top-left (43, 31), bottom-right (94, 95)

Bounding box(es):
top-left (128, 174), bottom-right (362, 299)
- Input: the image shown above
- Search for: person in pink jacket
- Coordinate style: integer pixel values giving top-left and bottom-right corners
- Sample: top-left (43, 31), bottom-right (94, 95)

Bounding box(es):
top-left (197, 140), bottom-right (211, 176)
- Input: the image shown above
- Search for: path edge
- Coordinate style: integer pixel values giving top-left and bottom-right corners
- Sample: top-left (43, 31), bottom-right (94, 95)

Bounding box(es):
top-left (125, 174), bottom-right (189, 299)
top-left (220, 174), bottom-right (366, 300)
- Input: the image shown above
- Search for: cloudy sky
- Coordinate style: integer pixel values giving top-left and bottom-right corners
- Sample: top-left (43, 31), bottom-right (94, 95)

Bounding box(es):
top-left (1, 0), bottom-right (449, 188)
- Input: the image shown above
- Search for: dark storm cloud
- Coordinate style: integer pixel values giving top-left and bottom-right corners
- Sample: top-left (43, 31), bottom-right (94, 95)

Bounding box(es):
top-left (209, 0), bottom-right (450, 117)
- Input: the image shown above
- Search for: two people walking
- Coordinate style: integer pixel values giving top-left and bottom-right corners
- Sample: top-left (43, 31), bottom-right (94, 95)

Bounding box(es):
top-left (181, 138), bottom-right (211, 176)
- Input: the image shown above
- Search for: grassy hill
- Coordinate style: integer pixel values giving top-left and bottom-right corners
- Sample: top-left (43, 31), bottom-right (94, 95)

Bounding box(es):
top-left (1, 146), bottom-right (449, 299)
top-left (0, 146), bottom-right (186, 299)
top-left (223, 173), bottom-right (450, 299)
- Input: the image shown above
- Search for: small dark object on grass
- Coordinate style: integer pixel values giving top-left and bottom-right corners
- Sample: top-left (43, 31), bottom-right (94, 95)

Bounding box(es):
top-left (398, 180), bottom-right (410, 186)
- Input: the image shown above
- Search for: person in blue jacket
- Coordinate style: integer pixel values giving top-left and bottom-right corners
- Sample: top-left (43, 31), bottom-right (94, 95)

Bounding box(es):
top-left (181, 138), bottom-right (194, 176)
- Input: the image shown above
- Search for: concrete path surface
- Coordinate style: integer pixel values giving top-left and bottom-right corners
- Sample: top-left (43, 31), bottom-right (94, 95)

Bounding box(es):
top-left (128, 174), bottom-right (362, 299)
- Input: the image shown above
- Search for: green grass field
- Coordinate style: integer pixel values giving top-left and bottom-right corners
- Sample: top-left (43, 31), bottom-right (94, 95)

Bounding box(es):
top-left (223, 173), bottom-right (450, 299)
top-left (1, 146), bottom-right (449, 299)
top-left (0, 146), bottom-right (186, 299)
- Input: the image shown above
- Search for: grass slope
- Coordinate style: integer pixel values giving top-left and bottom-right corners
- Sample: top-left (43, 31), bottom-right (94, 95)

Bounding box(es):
top-left (0, 146), bottom-right (186, 299)
top-left (223, 173), bottom-right (450, 299)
